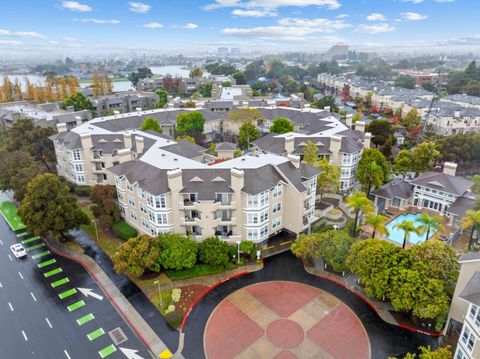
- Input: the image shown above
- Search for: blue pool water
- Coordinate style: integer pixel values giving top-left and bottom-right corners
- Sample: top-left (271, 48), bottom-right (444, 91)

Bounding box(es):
top-left (385, 213), bottom-right (429, 245)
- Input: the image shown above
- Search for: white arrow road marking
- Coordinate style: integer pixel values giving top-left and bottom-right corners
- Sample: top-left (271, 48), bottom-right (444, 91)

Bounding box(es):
top-left (120, 348), bottom-right (145, 359)
top-left (30, 292), bottom-right (37, 302)
top-left (8, 302), bottom-right (13, 311)
top-left (22, 330), bottom-right (28, 341)
top-left (0, 239), bottom-right (3, 245)
top-left (77, 287), bottom-right (103, 301)
top-left (18, 272), bottom-right (24, 280)
top-left (46, 318), bottom-right (52, 328)
top-left (64, 350), bottom-right (71, 359)
top-left (8, 254), bottom-right (12, 261)
top-left (0, 282), bottom-right (3, 288)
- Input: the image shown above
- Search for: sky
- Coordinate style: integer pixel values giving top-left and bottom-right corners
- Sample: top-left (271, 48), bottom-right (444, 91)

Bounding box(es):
top-left (0, 0), bottom-right (478, 58)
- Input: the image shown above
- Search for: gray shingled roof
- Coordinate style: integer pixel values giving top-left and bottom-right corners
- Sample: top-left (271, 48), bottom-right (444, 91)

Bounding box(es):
top-left (253, 134), bottom-right (286, 155)
top-left (276, 162), bottom-right (307, 193)
top-left (242, 165), bottom-right (285, 195)
top-left (411, 172), bottom-right (472, 196)
top-left (300, 163), bottom-right (322, 180)
top-left (50, 131), bottom-right (81, 149)
top-left (459, 271), bottom-right (480, 306)
top-left (180, 169), bottom-right (233, 200)
top-left (446, 196), bottom-right (475, 218)
top-left (108, 160), bottom-right (170, 195)
top-left (372, 179), bottom-right (413, 200)
top-left (161, 140), bottom-right (205, 159)
top-left (216, 142), bottom-right (237, 151)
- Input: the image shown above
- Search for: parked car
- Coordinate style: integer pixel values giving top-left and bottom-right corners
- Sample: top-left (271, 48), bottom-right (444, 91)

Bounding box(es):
top-left (10, 243), bottom-right (27, 259)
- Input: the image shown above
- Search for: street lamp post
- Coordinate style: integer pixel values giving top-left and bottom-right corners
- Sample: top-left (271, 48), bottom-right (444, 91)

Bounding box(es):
top-left (154, 280), bottom-right (163, 308)
top-left (236, 240), bottom-right (241, 264)
top-left (91, 219), bottom-right (99, 242)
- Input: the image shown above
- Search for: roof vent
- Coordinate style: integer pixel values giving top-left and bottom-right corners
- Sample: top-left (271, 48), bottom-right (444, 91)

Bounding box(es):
top-left (161, 154), bottom-right (165, 157)
top-left (173, 158), bottom-right (178, 161)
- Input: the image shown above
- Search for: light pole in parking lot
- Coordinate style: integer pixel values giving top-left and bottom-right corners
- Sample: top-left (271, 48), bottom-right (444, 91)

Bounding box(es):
top-left (91, 219), bottom-right (99, 242)
top-left (236, 240), bottom-right (241, 264)
top-left (154, 280), bottom-right (163, 308)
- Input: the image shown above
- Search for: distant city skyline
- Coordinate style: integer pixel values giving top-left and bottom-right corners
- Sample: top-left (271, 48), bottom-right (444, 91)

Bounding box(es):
top-left (0, 0), bottom-right (478, 58)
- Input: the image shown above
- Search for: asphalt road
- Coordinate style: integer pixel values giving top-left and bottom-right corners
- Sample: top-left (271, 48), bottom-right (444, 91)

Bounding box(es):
top-left (182, 251), bottom-right (439, 359)
top-left (0, 214), bottom-right (150, 359)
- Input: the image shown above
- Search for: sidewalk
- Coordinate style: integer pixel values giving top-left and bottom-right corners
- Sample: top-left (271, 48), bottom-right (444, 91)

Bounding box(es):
top-left (305, 262), bottom-right (399, 326)
top-left (45, 237), bottom-right (175, 359)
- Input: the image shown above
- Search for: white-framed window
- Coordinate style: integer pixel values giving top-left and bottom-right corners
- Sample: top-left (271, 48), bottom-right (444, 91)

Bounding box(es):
top-left (272, 184), bottom-right (282, 198)
top-left (126, 181), bottom-right (133, 191)
top-left (272, 202), bottom-right (282, 214)
top-left (247, 213), bottom-right (258, 225)
top-left (128, 196), bottom-right (135, 207)
top-left (247, 190), bottom-right (269, 209)
top-left (455, 347), bottom-right (467, 359)
top-left (461, 326), bottom-right (476, 352)
top-left (76, 175), bottom-right (86, 184)
top-left (140, 203), bottom-right (147, 214)
top-left (260, 209), bottom-right (268, 223)
top-left (119, 205), bottom-right (126, 215)
top-left (272, 217), bottom-right (281, 230)
top-left (150, 227), bottom-right (157, 236)
top-left (138, 188), bottom-right (145, 199)
top-left (130, 211), bottom-right (137, 222)
top-left (148, 210), bottom-right (155, 222)
top-left (118, 192), bottom-right (125, 203)
top-left (141, 218), bottom-right (149, 229)
top-left (260, 191), bottom-right (269, 207)
top-left (72, 149), bottom-right (81, 161)
top-left (310, 177), bottom-right (317, 191)
top-left (74, 163), bottom-right (84, 172)
top-left (158, 227), bottom-right (170, 234)
top-left (247, 194), bottom-right (258, 208)
top-left (156, 213), bottom-right (168, 225)
top-left (260, 224), bottom-right (268, 238)
top-left (115, 176), bottom-right (121, 186)
top-left (247, 228), bottom-right (258, 240)
top-left (147, 194), bottom-right (167, 209)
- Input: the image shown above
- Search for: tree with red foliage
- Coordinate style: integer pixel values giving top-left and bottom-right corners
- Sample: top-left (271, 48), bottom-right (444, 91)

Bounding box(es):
top-left (407, 125), bottom-right (422, 140)
top-left (342, 84), bottom-right (350, 102)
top-left (382, 107), bottom-right (393, 115)
top-left (391, 115), bottom-right (400, 124)
top-left (370, 104), bottom-right (379, 113)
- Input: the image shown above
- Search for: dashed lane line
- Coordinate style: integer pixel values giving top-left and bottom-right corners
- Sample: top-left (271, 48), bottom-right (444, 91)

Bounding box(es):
top-left (21, 330), bottom-right (28, 341)
top-left (51, 278), bottom-right (70, 288)
top-left (8, 302), bottom-right (13, 311)
top-left (45, 318), bottom-right (53, 329)
top-left (0, 282), bottom-right (2, 288)
top-left (64, 350), bottom-right (71, 359)
top-left (8, 254), bottom-right (12, 261)
top-left (0, 239), bottom-right (3, 246)
top-left (30, 292), bottom-right (37, 302)
top-left (31, 250), bottom-right (50, 259)
top-left (18, 272), bottom-right (24, 280)
top-left (98, 344), bottom-right (117, 358)
top-left (44, 268), bottom-right (63, 278)
top-left (76, 313), bottom-right (95, 326)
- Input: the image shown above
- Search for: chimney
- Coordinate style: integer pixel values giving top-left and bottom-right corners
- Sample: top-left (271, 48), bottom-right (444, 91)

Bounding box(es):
top-left (364, 132), bottom-right (372, 149)
top-left (56, 123), bottom-right (68, 133)
top-left (230, 168), bottom-right (244, 192)
top-left (123, 133), bottom-right (132, 150)
top-left (167, 168), bottom-right (183, 192)
top-left (443, 162), bottom-right (457, 176)
top-left (80, 133), bottom-right (92, 149)
top-left (346, 114), bottom-right (353, 129)
top-left (135, 136), bottom-right (144, 154)
top-left (323, 106), bottom-right (331, 112)
top-left (287, 154), bottom-right (301, 168)
top-left (355, 121), bottom-right (366, 133)
top-left (284, 135), bottom-right (295, 154)
top-left (329, 135), bottom-right (342, 166)
top-left (117, 148), bottom-right (132, 163)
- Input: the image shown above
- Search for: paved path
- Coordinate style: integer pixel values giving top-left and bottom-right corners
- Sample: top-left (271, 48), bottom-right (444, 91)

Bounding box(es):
top-left (182, 251), bottom-right (439, 359)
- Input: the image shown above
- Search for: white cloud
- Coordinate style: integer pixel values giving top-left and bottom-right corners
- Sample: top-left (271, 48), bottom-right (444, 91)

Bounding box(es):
top-left (0, 29), bottom-right (46, 39)
top-left (143, 22), bottom-right (164, 28)
top-left (49, 40), bottom-right (59, 45)
top-left (205, 0), bottom-right (341, 11)
top-left (277, 18), bottom-right (350, 32)
top-left (62, 36), bottom-right (77, 41)
top-left (0, 40), bottom-right (22, 46)
top-left (180, 23), bottom-right (199, 29)
top-left (232, 9), bottom-right (277, 17)
top-left (356, 23), bottom-right (395, 34)
top-left (366, 13), bottom-right (386, 21)
top-left (76, 18), bottom-right (120, 24)
top-left (400, 12), bottom-right (428, 21)
top-left (336, 14), bottom-right (348, 19)
top-left (401, 0), bottom-right (423, 3)
top-left (129, 2), bottom-right (151, 13)
top-left (222, 25), bottom-right (344, 41)
top-left (62, 1), bottom-right (92, 12)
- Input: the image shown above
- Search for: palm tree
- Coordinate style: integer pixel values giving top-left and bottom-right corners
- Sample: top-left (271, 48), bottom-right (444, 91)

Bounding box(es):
top-left (462, 210), bottom-right (480, 250)
top-left (365, 213), bottom-right (389, 239)
top-left (417, 213), bottom-right (445, 241)
top-left (394, 220), bottom-right (420, 249)
top-left (346, 191), bottom-right (374, 238)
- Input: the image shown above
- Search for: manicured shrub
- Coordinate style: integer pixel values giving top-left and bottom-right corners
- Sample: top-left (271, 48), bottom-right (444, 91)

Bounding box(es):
top-left (74, 185), bottom-right (91, 197)
top-left (165, 310), bottom-right (183, 329)
top-left (198, 237), bottom-right (230, 267)
top-left (171, 288), bottom-right (182, 303)
top-left (112, 221), bottom-right (138, 241)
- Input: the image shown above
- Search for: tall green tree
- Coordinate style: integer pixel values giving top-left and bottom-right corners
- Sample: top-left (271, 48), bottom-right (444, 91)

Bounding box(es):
top-left (346, 191), bottom-right (374, 237)
top-left (311, 96), bottom-right (338, 112)
top-left (462, 210), bottom-right (480, 250)
top-left (128, 67), bottom-right (153, 87)
top-left (417, 213), bottom-right (445, 241)
top-left (238, 120), bottom-right (259, 149)
top-left (394, 75), bottom-right (417, 89)
top-left (303, 140), bottom-right (318, 165)
top-left (366, 119), bottom-right (395, 151)
top-left (141, 116), bottom-right (163, 133)
top-left (113, 235), bottom-right (161, 277)
top-left (364, 213), bottom-right (389, 238)
top-left (159, 233), bottom-right (198, 271)
top-left (60, 93), bottom-right (94, 113)
top-left (233, 70), bottom-right (246, 85)
top-left (393, 150), bottom-right (414, 178)
top-left (18, 173), bottom-right (89, 239)
top-left (317, 230), bottom-right (355, 272)
top-left (176, 111), bottom-right (205, 143)
top-left (291, 233), bottom-right (322, 264)
top-left (270, 117), bottom-right (294, 134)
top-left (154, 88), bottom-right (169, 109)
top-left (402, 108), bottom-right (421, 130)
top-left (394, 220), bottom-right (420, 249)
top-left (189, 67), bottom-right (203, 78)
top-left (356, 148), bottom-right (389, 195)
top-left (398, 345), bottom-right (453, 359)
top-left (316, 158), bottom-right (339, 199)
top-left (411, 142), bottom-right (440, 174)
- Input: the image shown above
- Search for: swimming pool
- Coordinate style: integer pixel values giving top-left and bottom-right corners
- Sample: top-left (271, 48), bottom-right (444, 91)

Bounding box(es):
top-left (385, 213), bottom-right (430, 245)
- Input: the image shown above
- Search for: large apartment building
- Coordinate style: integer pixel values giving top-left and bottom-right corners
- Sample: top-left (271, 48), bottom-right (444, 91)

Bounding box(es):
top-left (78, 89), bottom-right (159, 115)
top-left (109, 147), bottom-right (319, 244)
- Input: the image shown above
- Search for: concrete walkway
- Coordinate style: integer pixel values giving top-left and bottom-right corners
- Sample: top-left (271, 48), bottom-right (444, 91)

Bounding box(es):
top-left (45, 237), bottom-right (175, 359)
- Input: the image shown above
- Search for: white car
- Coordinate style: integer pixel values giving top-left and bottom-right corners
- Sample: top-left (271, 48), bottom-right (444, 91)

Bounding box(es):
top-left (10, 244), bottom-right (27, 259)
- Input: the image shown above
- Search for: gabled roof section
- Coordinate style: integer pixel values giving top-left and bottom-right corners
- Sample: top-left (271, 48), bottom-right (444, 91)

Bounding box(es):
top-left (190, 177), bottom-right (204, 182)
top-left (459, 271), bottom-right (480, 306)
top-left (411, 172), bottom-right (473, 196)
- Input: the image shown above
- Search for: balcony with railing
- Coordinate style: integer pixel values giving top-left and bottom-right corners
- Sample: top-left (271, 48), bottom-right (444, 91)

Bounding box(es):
top-left (181, 210), bottom-right (202, 225)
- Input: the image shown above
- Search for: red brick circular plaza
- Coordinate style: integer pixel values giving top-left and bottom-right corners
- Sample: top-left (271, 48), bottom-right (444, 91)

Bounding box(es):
top-left (204, 281), bottom-right (371, 359)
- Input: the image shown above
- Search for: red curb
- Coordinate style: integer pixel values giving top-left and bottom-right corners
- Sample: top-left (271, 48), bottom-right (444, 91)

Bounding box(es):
top-left (399, 324), bottom-right (442, 337)
top-left (43, 240), bottom-right (160, 354)
top-left (180, 271), bottom-right (248, 331)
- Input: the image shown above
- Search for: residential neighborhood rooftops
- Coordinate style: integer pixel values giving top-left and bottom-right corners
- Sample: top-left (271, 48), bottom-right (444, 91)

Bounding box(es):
top-left (411, 171), bottom-right (473, 196)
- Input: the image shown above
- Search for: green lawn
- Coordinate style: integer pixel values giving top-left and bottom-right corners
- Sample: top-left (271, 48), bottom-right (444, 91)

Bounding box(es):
top-left (165, 263), bottom-right (236, 281)
top-left (0, 193), bottom-right (25, 231)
